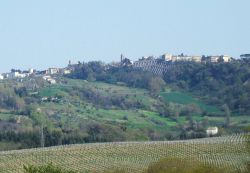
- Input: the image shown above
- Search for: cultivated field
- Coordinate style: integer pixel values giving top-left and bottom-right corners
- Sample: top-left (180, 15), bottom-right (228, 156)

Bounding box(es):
top-left (0, 134), bottom-right (249, 173)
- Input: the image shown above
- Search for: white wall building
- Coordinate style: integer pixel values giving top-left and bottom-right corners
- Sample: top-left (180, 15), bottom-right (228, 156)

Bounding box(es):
top-left (206, 127), bottom-right (218, 136)
top-left (43, 75), bottom-right (56, 84)
top-left (48, 68), bottom-right (59, 75)
top-left (59, 68), bottom-right (71, 75)
top-left (8, 72), bottom-right (26, 79)
top-left (0, 74), bottom-right (4, 80)
top-left (29, 68), bottom-right (34, 74)
top-left (162, 54), bottom-right (173, 61)
top-left (63, 69), bottom-right (71, 74)
top-left (221, 55), bottom-right (231, 62)
top-left (192, 56), bottom-right (202, 62)
top-left (48, 78), bottom-right (56, 84)
top-left (208, 56), bottom-right (220, 63)
top-left (176, 56), bottom-right (192, 61)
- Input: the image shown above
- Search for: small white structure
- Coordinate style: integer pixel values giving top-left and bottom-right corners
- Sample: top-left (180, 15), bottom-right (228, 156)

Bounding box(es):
top-left (0, 74), bottom-right (4, 80)
top-left (60, 69), bottom-right (71, 75)
top-left (48, 68), bottom-right (59, 75)
top-left (192, 56), bottom-right (202, 63)
top-left (43, 75), bottom-right (56, 84)
top-left (221, 55), bottom-right (231, 62)
top-left (162, 54), bottom-right (173, 61)
top-left (175, 55), bottom-right (192, 62)
top-left (208, 56), bottom-right (220, 63)
top-left (48, 78), bottom-right (56, 84)
top-left (141, 56), bottom-right (148, 60)
top-left (9, 72), bottom-right (19, 78)
top-left (41, 97), bottom-right (48, 101)
top-left (29, 68), bottom-right (34, 74)
top-left (8, 72), bottom-right (26, 79)
top-left (206, 127), bottom-right (218, 136)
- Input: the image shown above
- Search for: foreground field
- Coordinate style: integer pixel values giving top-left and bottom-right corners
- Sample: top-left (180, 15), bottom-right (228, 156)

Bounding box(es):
top-left (0, 134), bottom-right (249, 173)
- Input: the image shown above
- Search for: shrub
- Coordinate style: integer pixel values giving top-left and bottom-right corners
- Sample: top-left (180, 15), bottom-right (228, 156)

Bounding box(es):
top-left (23, 163), bottom-right (77, 173)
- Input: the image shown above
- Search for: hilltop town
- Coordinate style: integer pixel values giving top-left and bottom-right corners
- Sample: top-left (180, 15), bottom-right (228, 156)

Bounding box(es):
top-left (0, 53), bottom-right (249, 82)
top-left (141, 53), bottom-right (232, 63)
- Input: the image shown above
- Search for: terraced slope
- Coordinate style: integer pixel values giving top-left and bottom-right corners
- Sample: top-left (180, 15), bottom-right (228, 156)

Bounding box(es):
top-left (0, 134), bottom-right (249, 173)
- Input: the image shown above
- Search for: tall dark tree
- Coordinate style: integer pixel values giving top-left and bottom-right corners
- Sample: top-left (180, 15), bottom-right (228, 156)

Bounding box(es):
top-left (222, 104), bottom-right (231, 127)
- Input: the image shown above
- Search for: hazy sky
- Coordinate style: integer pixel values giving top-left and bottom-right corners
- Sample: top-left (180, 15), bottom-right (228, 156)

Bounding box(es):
top-left (0, 0), bottom-right (249, 73)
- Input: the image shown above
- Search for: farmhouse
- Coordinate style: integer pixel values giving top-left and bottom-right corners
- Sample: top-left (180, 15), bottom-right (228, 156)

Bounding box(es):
top-left (63, 69), bottom-right (71, 74)
top-left (0, 74), bottom-right (4, 80)
top-left (8, 72), bottom-right (27, 79)
top-left (207, 55), bottom-right (231, 63)
top-left (162, 54), bottom-right (173, 61)
top-left (29, 68), bottom-right (35, 74)
top-left (161, 54), bottom-right (202, 63)
top-left (48, 68), bottom-right (60, 75)
top-left (191, 56), bottom-right (202, 62)
top-left (48, 78), bottom-right (56, 84)
top-left (208, 56), bottom-right (220, 63)
top-left (206, 127), bottom-right (218, 136)
top-left (221, 55), bottom-right (232, 62)
top-left (43, 75), bottom-right (56, 84)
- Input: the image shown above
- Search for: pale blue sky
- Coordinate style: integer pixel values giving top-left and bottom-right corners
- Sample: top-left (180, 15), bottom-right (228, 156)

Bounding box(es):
top-left (0, 0), bottom-right (249, 72)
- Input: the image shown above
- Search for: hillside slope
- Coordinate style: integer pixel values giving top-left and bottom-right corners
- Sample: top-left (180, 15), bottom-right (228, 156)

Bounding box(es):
top-left (0, 76), bottom-right (249, 150)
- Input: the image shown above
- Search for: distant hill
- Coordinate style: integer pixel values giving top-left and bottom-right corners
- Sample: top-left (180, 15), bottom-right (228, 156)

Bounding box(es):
top-left (0, 59), bottom-right (249, 151)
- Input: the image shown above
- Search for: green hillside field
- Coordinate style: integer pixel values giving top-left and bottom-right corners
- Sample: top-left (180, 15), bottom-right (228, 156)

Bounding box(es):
top-left (0, 77), bottom-right (250, 151)
top-left (34, 78), bottom-right (250, 130)
top-left (160, 90), bottom-right (221, 114)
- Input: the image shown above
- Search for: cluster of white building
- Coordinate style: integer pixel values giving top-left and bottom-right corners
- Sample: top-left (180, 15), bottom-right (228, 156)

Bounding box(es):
top-left (160, 53), bottom-right (232, 63)
top-left (0, 66), bottom-right (71, 84)
top-left (138, 53), bottom-right (232, 63)
top-left (0, 68), bottom-right (35, 80)
top-left (45, 68), bottom-right (71, 75)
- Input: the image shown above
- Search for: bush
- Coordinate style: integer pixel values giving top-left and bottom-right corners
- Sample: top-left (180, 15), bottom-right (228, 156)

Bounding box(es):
top-left (23, 163), bottom-right (77, 173)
